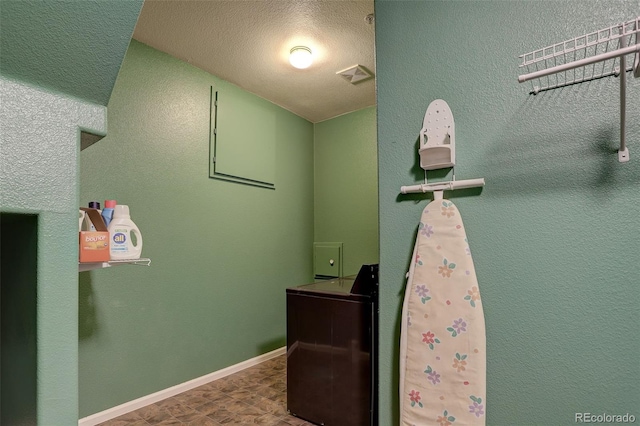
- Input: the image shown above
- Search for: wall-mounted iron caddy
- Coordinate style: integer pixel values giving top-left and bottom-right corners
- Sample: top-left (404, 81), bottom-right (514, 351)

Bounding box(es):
top-left (400, 99), bottom-right (485, 197)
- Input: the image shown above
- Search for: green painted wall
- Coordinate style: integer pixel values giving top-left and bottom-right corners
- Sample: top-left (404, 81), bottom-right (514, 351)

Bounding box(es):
top-left (1, 3), bottom-right (143, 422)
top-left (0, 76), bottom-right (107, 425)
top-left (314, 107), bottom-right (379, 276)
top-left (78, 40), bottom-right (315, 416)
top-left (0, 0), bottom-right (143, 106)
top-left (375, 1), bottom-right (639, 425)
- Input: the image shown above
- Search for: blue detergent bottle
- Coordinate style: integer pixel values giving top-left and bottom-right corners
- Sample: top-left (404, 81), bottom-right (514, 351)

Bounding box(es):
top-left (102, 200), bottom-right (116, 227)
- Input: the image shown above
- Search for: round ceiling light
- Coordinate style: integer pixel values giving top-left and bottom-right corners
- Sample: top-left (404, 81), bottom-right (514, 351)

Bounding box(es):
top-left (289, 46), bottom-right (313, 69)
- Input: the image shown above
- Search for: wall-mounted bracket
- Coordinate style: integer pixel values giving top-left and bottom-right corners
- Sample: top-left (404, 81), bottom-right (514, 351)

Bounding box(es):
top-left (634, 40), bottom-right (640, 77)
top-left (618, 147), bottom-right (630, 163)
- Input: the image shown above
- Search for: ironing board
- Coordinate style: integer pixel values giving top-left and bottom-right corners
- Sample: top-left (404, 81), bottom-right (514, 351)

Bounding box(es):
top-left (400, 198), bottom-right (486, 426)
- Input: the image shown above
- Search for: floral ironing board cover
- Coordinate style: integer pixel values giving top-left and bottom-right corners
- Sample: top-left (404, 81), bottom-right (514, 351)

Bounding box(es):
top-left (400, 199), bottom-right (486, 425)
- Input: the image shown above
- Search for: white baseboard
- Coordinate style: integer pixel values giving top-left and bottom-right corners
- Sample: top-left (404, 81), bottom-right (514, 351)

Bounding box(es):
top-left (78, 346), bottom-right (286, 426)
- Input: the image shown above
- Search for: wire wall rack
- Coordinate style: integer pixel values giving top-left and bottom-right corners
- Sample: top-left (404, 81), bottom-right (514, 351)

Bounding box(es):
top-left (518, 17), bottom-right (639, 93)
top-left (518, 17), bottom-right (639, 163)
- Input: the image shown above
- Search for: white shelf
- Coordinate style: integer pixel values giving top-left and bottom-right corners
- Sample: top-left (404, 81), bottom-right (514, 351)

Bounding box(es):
top-left (517, 17), bottom-right (639, 163)
top-left (79, 258), bottom-right (151, 272)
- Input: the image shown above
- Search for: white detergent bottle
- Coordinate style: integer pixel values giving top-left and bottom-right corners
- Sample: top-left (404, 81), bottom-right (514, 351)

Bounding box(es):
top-left (108, 205), bottom-right (143, 259)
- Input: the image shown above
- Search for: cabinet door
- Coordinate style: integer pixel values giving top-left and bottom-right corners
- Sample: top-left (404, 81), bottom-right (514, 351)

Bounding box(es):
top-left (313, 242), bottom-right (342, 278)
top-left (287, 293), bottom-right (372, 426)
top-left (330, 298), bottom-right (372, 426)
top-left (287, 293), bottom-right (333, 424)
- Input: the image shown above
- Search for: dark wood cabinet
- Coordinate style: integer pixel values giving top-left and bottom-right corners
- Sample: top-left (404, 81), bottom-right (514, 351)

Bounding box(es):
top-left (286, 265), bottom-right (378, 426)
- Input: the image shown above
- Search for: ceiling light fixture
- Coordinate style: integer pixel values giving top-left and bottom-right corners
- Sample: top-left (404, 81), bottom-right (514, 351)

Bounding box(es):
top-left (289, 46), bottom-right (313, 69)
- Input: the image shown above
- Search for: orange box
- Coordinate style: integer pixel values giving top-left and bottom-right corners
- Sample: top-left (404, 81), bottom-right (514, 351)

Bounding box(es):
top-left (79, 208), bottom-right (110, 263)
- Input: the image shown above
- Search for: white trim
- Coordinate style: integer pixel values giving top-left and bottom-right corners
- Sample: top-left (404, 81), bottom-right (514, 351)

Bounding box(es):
top-left (78, 347), bottom-right (286, 426)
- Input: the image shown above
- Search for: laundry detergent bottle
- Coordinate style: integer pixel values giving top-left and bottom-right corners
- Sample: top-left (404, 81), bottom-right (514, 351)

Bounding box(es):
top-left (108, 205), bottom-right (143, 259)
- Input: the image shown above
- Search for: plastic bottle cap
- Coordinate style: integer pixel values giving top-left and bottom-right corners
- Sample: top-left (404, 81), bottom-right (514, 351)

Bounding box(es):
top-left (88, 201), bottom-right (101, 209)
top-left (104, 200), bottom-right (117, 208)
top-left (113, 205), bottom-right (130, 218)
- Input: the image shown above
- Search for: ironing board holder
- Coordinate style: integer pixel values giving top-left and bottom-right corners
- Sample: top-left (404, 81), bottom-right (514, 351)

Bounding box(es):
top-left (401, 177), bottom-right (486, 196)
top-left (402, 99), bottom-right (485, 196)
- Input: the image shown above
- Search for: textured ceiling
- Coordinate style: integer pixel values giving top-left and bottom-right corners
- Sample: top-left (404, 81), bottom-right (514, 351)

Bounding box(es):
top-left (132, 0), bottom-right (376, 123)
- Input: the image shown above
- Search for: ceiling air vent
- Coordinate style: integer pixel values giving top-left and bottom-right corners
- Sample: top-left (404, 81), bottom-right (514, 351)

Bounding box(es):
top-left (336, 65), bottom-right (373, 84)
